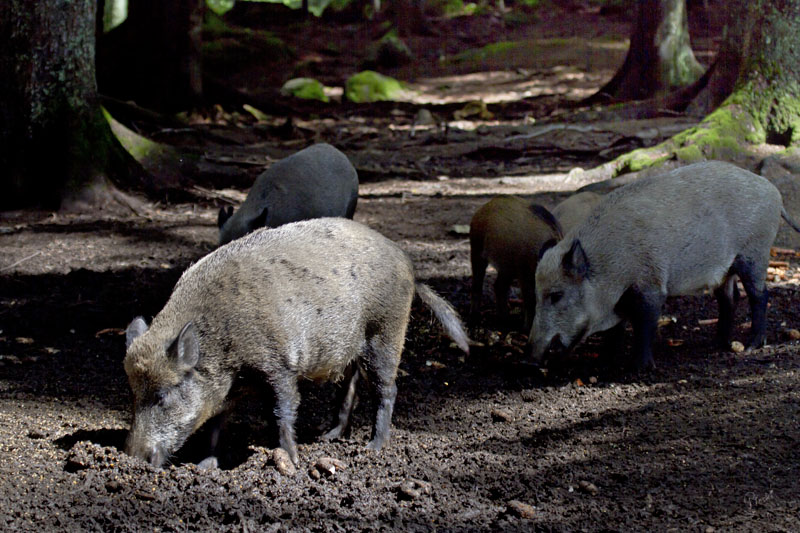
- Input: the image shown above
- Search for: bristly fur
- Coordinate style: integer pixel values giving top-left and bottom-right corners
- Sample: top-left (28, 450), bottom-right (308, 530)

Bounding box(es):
top-left (528, 203), bottom-right (563, 239)
top-left (415, 283), bottom-right (470, 354)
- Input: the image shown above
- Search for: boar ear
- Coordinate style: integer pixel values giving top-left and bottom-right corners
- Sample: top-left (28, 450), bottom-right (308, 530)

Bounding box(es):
top-left (252, 206), bottom-right (269, 229)
top-left (126, 317), bottom-right (149, 348)
top-left (539, 238), bottom-right (558, 261)
top-left (171, 321), bottom-right (200, 371)
top-left (562, 239), bottom-right (589, 280)
top-left (217, 206), bottom-right (233, 228)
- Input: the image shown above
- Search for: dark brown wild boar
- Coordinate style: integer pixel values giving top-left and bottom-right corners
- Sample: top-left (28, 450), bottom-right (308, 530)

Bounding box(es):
top-left (125, 218), bottom-right (469, 468)
top-left (469, 196), bottom-right (562, 330)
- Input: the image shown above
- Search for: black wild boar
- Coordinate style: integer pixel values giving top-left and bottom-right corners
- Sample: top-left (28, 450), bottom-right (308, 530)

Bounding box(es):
top-left (469, 196), bottom-right (562, 330)
top-left (125, 218), bottom-right (469, 467)
top-left (217, 143), bottom-right (359, 246)
top-left (530, 161), bottom-right (800, 369)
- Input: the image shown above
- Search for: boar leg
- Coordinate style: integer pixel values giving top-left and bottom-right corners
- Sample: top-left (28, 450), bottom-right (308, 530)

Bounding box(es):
top-left (197, 411), bottom-right (230, 470)
top-left (494, 273), bottom-right (512, 324)
top-left (363, 336), bottom-right (402, 452)
top-left (469, 254), bottom-right (488, 325)
top-left (732, 256), bottom-right (769, 348)
top-left (272, 372), bottom-right (301, 465)
top-left (321, 363), bottom-right (360, 441)
top-left (714, 276), bottom-right (737, 349)
top-left (619, 287), bottom-right (665, 370)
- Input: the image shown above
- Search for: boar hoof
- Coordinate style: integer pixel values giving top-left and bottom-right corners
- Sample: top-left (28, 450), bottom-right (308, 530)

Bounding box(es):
top-left (197, 456), bottom-right (219, 470)
top-left (320, 426), bottom-right (344, 441)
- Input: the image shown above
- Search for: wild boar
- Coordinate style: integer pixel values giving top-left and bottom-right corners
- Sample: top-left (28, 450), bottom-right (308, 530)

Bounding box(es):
top-left (124, 218), bottom-right (469, 468)
top-left (217, 143), bottom-right (359, 246)
top-left (469, 196), bottom-right (562, 330)
top-left (530, 161), bottom-right (800, 369)
top-left (552, 191), bottom-right (603, 235)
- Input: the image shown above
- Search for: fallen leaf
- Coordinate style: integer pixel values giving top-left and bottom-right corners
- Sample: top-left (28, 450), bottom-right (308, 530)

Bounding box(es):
top-left (95, 328), bottom-right (125, 338)
top-left (667, 338), bottom-right (684, 347)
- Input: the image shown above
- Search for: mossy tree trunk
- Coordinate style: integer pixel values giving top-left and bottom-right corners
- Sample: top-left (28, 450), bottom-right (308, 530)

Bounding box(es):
top-left (607, 0), bottom-right (800, 175)
top-left (587, 0), bottom-right (704, 104)
top-left (687, 0), bottom-right (800, 143)
top-left (0, 0), bottom-right (149, 211)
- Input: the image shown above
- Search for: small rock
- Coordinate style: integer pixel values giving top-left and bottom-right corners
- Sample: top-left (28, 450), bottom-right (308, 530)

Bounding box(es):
top-left (506, 499), bottom-right (536, 518)
top-left (413, 109), bottom-right (437, 126)
top-left (490, 408), bottom-right (513, 423)
top-left (271, 448), bottom-right (296, 476)
top-left (397, 478), bottom-right (432, 500)
top-left (578, 480), bottom-right (598, 495)
top-left (730, 341), bottom-right (745, 353)
top-left (450, 224), bottom-right (471, 236)
top-left (309, 456), bottom-right (346, 479)
top-left (134, 490), bottom-right (157, 501)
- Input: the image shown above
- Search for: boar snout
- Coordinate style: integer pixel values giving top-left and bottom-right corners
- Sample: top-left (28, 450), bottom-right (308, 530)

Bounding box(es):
top-left (126, 437), bottom-right (168, 468)
top-left (526, 332), bottom-right (562, 363)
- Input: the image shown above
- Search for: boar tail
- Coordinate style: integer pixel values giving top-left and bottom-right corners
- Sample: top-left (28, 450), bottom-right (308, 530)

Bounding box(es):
top-left (415, 283), bottom-right (471, 354)
top-left (781, 207), bottom-right (800, 234)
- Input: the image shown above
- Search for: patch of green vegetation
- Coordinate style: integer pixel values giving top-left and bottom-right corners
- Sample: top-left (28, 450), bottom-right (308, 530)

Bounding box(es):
top-left (614, 149), bottom-right (670, 176)
top-left (674, 144), bottom-right (703, 163)
top-left (206, 0), bottom-right (235, 16)
top-left (451, 41), bottom-right (522, 65)
top-left (280, 78), bottom-right (329, 102)
top-left (503, 11), bottom-right (532, 27)
top-left (344, 71), bottom-right (403, 103)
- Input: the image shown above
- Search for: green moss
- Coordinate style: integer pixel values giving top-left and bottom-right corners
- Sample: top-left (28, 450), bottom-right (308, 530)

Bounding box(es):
top-left (674, 144), bottom-right (703, 163)
top-left (344, 71), bottom-right (404, 103)
top-left (614, 149), bottom-right (670, 176)
top-left (280, 78), bottom-right (329, 102)
top-left (451, 41), bottom-right (522, 65)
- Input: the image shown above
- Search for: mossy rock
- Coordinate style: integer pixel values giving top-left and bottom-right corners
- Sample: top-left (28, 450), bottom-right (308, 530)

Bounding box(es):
top-left (280, 78), bottom-right (329, 103)
top-left (345, 71), bottom-right (403, 103)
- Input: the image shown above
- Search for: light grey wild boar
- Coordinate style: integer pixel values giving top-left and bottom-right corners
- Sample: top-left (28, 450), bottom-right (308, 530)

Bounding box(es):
top-left (124, 218), bottom-right (469, 468)
top-left (530, 161), bottom-right (800, 369)
top-left (552, 191), bottom-right (603, 235)
top-left (217, 143), bottom-right (359, 246)
top-left (469, 196), bottom-right (562, 330)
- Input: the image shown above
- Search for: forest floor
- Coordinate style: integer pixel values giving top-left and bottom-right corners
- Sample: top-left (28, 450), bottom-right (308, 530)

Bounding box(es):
top-left (2, 1), bottom-right (800, 531)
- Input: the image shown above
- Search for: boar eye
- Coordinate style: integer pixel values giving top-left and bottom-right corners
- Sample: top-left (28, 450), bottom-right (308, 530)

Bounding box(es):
top-left (154, 390), bottom-right (170, 405)
top-left (548, 291), bottom-right (564, 304)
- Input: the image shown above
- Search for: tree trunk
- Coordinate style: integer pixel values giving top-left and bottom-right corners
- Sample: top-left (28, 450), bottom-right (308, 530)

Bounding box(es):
top-left (394, 0), bottom-right (434, 37)
top-left (604, 0), bottom-right (800, 176)
top-left (97, 0), bottom-right (204, 112)
top-left (686, 0), bottom-right (800, 144)
top-left (0, 0), bottom-right (147, 210)
top-left (587, 0), bottom-right (704, 103)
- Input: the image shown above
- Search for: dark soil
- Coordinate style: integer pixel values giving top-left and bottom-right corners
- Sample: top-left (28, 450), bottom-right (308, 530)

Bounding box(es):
top-left (2, 2), bottom-right (800, 532)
